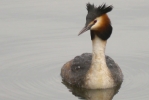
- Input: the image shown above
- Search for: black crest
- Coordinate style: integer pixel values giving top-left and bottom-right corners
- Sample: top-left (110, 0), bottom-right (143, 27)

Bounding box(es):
top-left (85, 3), bottom-right (113, 26)
top-left (86, 3), bottom-right (113, 15)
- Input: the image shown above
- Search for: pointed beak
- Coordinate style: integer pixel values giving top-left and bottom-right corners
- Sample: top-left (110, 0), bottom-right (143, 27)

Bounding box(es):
top-left (78, 25), bottom-right (91, 36)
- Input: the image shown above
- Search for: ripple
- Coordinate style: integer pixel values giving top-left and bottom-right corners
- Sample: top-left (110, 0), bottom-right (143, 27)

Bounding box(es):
top-left (0, 56), bottom-right (65, 99)
top-left (1, 44), bottom-right (149, 100)
top-left (0, 33), bottom-right (74, 100)
top-left (1, 46), bottom-right (149, 100)
top-left (113, 55), bottom-right (149, 100)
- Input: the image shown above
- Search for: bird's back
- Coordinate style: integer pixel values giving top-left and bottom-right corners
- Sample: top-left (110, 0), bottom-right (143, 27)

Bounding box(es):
top-left (61, 53), bottom-right (123, 87)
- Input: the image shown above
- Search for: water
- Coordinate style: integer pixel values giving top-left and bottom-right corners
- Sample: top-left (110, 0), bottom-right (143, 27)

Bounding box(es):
top-left (0, 0), bottom-right (149, 100)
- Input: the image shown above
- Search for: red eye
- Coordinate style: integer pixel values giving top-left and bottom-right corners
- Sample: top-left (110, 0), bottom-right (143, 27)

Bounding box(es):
top-left (93, 20), bottom-right (97, 24)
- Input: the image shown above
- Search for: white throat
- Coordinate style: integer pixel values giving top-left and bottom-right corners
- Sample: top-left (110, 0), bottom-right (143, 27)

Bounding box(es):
top-left (85, 34), bottom-right (114, 89)
top-left (91, 35), bottom-right (107, 70)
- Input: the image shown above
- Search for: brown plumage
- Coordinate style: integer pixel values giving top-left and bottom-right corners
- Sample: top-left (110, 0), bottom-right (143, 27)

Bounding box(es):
top-left (97, 14), bottom-right (111, 30)
top-left (61, 60), bottom-right (72, 81)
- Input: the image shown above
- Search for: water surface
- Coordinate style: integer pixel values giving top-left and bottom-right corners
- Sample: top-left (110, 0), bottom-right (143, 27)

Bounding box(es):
top-left (0, 0), bottom-right (149, 100)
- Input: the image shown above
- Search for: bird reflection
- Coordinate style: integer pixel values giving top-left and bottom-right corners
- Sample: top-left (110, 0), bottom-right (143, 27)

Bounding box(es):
top-left (62, 81), bottom-right (122, 100)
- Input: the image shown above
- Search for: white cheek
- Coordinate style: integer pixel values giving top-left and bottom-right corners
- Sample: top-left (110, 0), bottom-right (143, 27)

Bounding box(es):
top-left (91, 18), bottom-right (102, 30)
top-left (91, 22), bottom-right (99, 30)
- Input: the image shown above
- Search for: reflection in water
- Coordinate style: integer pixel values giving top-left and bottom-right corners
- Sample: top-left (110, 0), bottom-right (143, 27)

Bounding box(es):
top-left (62, 81), bottom-right (122, 100)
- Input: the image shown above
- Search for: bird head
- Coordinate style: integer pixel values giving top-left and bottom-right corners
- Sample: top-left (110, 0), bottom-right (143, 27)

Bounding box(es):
top-left (78, 3), bottom-right (113, 40)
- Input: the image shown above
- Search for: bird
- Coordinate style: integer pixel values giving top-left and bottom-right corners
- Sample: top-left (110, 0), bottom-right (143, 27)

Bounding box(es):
top-left (61, 3), bottom-right (123, 89)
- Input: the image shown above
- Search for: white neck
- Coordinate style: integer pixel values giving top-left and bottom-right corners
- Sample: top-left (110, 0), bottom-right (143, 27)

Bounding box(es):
top-left (91, 35), bottom-right (107, 70)
top-left (85, 34), bottom-right (115, 89)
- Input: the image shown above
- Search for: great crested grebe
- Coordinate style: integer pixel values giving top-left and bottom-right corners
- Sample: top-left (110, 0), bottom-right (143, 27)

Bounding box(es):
top-left (61, 3), bottom-right (123, 89)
